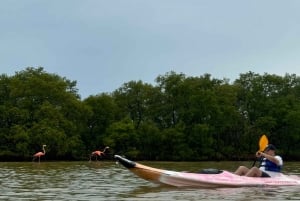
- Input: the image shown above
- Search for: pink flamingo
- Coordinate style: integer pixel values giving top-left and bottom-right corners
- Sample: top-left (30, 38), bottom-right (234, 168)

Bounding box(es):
top-left (89, 146), bottom-right (109, 161)
top-left (33, 145), bottom-right (46, 163)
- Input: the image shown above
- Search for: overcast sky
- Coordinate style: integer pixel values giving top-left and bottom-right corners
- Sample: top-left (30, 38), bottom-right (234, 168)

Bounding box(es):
top-left (1, 0), bottom-right (300, 99)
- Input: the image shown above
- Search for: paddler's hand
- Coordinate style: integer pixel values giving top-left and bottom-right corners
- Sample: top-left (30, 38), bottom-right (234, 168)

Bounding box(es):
top-left (256, 151), bottom-right (263, 158)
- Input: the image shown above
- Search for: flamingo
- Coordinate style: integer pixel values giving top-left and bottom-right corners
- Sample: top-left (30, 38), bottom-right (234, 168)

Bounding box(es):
top-left (33, 144), bottom-right (46, 163)
top-left (89, 146), bottom-right (109, 161)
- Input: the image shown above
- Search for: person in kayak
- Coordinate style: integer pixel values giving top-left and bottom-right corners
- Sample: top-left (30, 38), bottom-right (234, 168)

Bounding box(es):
top-left (234, 144), bottom-right (283, 177)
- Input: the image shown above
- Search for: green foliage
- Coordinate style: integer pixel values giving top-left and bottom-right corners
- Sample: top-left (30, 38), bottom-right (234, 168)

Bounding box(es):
top-left (103, 117), bottom-right (137, 158)
top-left (1, 67), bottom-right (300, 161)
top-left (159, 125), bottom-right (188, 160)
top-left (82, 94), bottom-right (118, 151)
top-left (134, 121), bottom-right (161, 160)
top-left (0, 67), bottom-right (87, 160)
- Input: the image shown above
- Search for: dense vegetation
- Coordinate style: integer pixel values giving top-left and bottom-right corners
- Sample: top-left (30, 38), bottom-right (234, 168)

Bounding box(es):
top-left (1, 67), bottom-right (300, 161)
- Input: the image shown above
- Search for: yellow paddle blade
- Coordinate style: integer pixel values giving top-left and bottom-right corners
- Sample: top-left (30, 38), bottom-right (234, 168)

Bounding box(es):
top-left (258, 134), bottom-right (269, 152)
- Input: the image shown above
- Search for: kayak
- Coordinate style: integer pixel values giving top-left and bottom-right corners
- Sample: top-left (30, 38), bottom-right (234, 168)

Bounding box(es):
top-left (114, 155), bottom-right (300, 188)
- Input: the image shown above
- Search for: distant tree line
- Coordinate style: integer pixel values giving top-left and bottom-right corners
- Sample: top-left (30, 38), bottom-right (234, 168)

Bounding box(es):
top-left (1, 67), bottom-right (300, 161)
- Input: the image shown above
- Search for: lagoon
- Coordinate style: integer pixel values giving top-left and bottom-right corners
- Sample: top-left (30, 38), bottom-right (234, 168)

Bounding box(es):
top-left (0, 160), bottom-right (299, 200)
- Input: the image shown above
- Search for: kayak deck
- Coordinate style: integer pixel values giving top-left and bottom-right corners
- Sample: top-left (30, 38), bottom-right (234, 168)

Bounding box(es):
top-left (114, 155), bottom-right (300, 188)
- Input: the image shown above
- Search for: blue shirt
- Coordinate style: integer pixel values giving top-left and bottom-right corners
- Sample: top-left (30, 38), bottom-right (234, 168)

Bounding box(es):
top-left (259, 156), bottom-right (283, 172)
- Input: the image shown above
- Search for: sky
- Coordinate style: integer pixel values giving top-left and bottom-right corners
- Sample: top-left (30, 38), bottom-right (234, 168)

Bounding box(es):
top-left (1, 0), bottom-right (300, 99)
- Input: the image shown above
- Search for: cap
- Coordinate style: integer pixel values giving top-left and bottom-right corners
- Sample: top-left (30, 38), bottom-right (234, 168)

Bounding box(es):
top-left (265, 144), bottom-right (276, 151)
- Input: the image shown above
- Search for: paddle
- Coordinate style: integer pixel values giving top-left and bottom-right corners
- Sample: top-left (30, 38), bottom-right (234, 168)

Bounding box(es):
top-left (252, 134), bottom-right (269, 167)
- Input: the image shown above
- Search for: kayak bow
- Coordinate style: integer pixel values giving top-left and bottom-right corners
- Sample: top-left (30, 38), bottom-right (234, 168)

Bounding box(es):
top-left (115, 155), bottom-right (300, 188)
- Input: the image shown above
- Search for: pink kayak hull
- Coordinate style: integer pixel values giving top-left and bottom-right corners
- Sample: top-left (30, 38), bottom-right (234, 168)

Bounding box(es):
top-left (115, 155), bottom-right (300, 187)
top-left (160, 170), bottom-right (300, 187)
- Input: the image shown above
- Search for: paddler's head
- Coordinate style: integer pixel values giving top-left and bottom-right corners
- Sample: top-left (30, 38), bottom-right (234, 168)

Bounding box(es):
top-left (264, 144), bottom-right (276, 154)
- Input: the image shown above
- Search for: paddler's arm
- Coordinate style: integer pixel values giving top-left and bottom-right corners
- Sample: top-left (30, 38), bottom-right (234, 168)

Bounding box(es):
top-left (257, 151), bottom-right (280, 165)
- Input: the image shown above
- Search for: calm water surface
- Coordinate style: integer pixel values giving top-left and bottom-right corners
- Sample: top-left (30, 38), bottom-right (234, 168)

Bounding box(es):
top-left (0, 160), bottom-right (300, 200)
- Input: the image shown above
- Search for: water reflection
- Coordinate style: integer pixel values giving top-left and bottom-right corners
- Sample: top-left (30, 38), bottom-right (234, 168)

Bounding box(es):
top-left (0, 161), bottom-right (299, 200)
top-left (122, 185), bottom-right (300, 201)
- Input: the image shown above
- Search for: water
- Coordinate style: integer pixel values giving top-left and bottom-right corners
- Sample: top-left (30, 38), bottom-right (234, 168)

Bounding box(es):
top-left (0, 161), bottom-right (299, 200)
